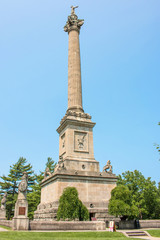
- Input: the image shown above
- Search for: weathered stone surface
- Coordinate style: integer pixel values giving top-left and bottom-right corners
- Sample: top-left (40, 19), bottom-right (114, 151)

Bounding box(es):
top-left (40, 171), bottom-right (116, 204)
top-left (12, 172), bottom-right (29, 230)
top-left (0, 210), bottom-right (6, 220)
top-left (56, 114), bottom-right (98, 173)
top-left (0, 220), bottom-right (12, 228)
top-left (64, 6), bottom-right (84, 113)
top-left (119, 220), bottom-right (160, 229)
top-left (12, 217), bottom-right (29, 231)
top-left (139, 220), bottom-right (160, 228)
top-left (30, 220), bottom-right (105, 231)
top-left (34, 170), bottom-right (117, 221)
top-left (119, 220), bottom-right (135, 229)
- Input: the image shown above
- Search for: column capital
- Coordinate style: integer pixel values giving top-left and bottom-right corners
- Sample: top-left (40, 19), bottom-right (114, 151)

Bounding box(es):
top-left (64, 6), bottom-right (84, 33)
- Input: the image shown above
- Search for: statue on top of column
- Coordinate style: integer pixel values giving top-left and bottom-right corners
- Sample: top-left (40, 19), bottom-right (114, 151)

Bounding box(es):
top-left (71, 6), bottom-right (78, 15)
top-left (64, 6), bottom-right (84, 33)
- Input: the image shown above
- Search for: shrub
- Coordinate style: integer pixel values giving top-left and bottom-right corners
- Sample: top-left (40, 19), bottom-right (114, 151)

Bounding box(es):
top-left (57, 187), bottom-right (89, 221)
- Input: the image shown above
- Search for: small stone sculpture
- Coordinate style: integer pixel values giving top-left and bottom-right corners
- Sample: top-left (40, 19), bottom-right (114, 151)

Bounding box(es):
top-left (18, 172), bottom-right (28, 193)
top-left (44, 167), bottom-right (51, 179)
top-left (64, 6), bottom-right (84, 33)
top-left (71, 5), bottom-right (78, 15)
top-left (1, 192), bottom-right (7, 210)
top-left (18, 172), bottom-right (28, 200)
top-left (54, 158), bottom-right (66, 172)
top-left (103, 160), bottom-right (113, 173)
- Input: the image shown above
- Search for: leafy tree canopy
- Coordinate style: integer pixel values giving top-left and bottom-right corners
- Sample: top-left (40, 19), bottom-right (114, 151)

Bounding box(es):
top-left (57, 187), bottom-right (89, 221)
top-left (108, 185), bottom-right (139, 220)
top-left (116, 170), bottom-right (160, 219)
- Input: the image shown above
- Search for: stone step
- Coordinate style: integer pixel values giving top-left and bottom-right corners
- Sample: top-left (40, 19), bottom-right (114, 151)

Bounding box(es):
top-left (126, 231), bottom-right (148, 237)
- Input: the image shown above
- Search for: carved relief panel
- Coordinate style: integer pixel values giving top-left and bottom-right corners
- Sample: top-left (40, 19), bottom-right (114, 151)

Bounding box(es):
top-left (74, 131), bottom-right (88, 152)
top-left (19, 207), bottom-right (26, 215)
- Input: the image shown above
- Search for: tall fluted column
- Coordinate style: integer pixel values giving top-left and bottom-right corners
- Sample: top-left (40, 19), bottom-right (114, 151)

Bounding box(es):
top-left (64, 6), bottom-right (84, 112)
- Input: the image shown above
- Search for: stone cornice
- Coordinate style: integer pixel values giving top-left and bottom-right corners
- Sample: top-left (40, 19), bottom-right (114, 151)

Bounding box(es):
top-left (61, 110), bottom-right (92, 124)
top-left (40, 170), bottom-right (117, 187)
top-left (57, 117), bottom-right (96, 134)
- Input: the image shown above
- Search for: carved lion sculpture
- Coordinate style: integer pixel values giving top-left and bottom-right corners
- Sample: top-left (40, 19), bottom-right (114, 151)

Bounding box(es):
top-left (44, 167), bottom-right (51, 179)
top-left (103, 160), bottom-right (112, 173)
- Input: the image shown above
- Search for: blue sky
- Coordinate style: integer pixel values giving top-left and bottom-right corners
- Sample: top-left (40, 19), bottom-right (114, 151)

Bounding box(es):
top-left (0, 0), bottom-right (160, 184)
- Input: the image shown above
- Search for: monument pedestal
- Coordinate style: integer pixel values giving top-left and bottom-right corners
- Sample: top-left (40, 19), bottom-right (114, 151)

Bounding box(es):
top-left (56, 111), bottom-right (98, 172)
top-left (0, 209), bottom-right (6, 220)
top-left (12, 172), bottom-right (29, 231)
top-left (12, 199), bottom-right (29, 230)
top-left (34, 169), bottom-right (117, 221)
top-left (12, 216), bottom-right (29, 231)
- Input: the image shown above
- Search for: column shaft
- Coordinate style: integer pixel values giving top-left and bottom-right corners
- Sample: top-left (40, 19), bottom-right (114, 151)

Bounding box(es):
top-left (68, 30), bottom-right (83, 112)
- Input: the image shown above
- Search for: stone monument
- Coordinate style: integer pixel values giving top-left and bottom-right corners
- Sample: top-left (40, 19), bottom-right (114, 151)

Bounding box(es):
top-left (12, 172), bottom-right (29, 230)
top-left (34, 7), bottom-right (117, 222)
top-left (0, 192), bottom-right (7, 220)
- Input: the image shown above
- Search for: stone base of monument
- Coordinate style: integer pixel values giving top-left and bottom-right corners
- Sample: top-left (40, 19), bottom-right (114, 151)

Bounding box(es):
top-left (30, 220), bottom-right (106, 231)
top-left (34, 169), bottom-right (117, 222)
top-left (12, 199), bottom-right (29, 230)
top-left (0, 209), bottom-right (6, 220)
top-left (12, 216), bottom-right (29, 230)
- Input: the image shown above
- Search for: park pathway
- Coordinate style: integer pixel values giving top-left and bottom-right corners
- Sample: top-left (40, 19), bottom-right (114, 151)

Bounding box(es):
top-left (0, 227), bottom-right (8, 231)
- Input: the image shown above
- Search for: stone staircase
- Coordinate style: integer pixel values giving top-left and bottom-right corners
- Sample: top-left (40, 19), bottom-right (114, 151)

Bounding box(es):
top-left (125, 230), bottom-right (150, 238)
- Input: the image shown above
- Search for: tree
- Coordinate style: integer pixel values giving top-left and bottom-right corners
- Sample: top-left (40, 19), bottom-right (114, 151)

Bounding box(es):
top-left (57, 187), bottom-right (89, 221)
top-left (45, 157), bottom-right (57, 173)
top-left (0, 157), bottom-right (35, 219)
top-left (78, 200), bottom-right (89, 221)
top-left (27, 157), bottom-right (56, 219)
top-left (158, 182), bottom-right (160, 196)
top-left (27, 173), bottom-right (43, 219)
top-left (117, 170), bottom-right (160, 219)
top-left (108, 185), bottom-right (139, 220)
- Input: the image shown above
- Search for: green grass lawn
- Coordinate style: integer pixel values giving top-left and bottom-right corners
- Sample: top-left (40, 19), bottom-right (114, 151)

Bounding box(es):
top-left (147, 229), bottom-right (160, 237)
top-left (0, 231), bottom-right (144, 240)
top-left (0, 225), bottom-right (12, 231)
